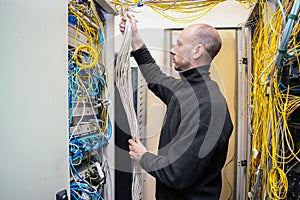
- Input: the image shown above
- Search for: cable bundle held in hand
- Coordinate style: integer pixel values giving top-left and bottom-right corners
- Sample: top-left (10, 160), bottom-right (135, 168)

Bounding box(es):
top-left (115, 22), bottom-right (143, 200)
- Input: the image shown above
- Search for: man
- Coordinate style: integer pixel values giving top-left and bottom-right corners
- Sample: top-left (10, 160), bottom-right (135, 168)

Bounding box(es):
top-left (120, 14), bottom-right (233, 200)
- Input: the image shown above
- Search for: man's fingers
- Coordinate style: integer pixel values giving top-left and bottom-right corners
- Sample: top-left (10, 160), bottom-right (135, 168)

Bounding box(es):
top-left (126, 13), bottom-right (138, 31)
top-left (129, 151), bottom-right (136, 159)
top-left (128, 139), bottom-right (137, 152)
top-left (129, 138), bottom-right (140, 144)
top-left (119, 23), bottom-right (125, 28)
top-left (136, 138), bottom-right (141, 144)
top-left (135, 137), bottom-right (143, 144)
top-left (127, 13), bottom-right (133, 19)
top-left (129, 152), bottom-right (133, 160)
top-left (122, 14), bottom-right (127, 20)
top-left (128, 139), bottom-right (134, 144)
top-left (119, 14), bottom-right (128, 35)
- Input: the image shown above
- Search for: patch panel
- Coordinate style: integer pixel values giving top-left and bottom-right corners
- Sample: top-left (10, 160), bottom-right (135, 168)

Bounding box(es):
top-left (68, 24), bottom-right (97, 51)
top-left (70, 106), bottom-right (99, 118)
top-left (71, 162), bottom-right (105, 184)
top-left (70, 123), bottom-right (99, 137)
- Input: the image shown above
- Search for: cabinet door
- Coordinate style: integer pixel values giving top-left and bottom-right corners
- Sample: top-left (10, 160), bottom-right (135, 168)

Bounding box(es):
top-left (0, 1), bottom-right (69, 199)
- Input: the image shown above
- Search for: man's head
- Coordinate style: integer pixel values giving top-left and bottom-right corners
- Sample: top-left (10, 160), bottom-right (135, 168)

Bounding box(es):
top-left (170, 24), bottom-right (222, 71)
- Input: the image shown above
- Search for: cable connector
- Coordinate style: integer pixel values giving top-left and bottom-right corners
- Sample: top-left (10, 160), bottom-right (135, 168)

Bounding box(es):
top-left (288, 14), bottom-right (298, 20)
top-left (94, 99), bottom-right (110, 109)
top-left (95, 162), bottom-right (106, 185)
top-left (137, 0), bottom-right (148, 7)
top-left (101, 99), bottom-right (111, 106)
top-left (278, 47), bottom-right (287, 54)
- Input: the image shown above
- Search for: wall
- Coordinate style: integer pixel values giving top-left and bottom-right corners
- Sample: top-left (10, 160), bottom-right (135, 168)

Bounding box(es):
top-left (0, 1), bottom-right (69, 199)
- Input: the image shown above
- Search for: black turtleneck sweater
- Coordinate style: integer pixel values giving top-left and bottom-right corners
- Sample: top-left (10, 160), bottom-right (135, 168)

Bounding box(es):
top-left (131, 45), bottom-right (233, 200)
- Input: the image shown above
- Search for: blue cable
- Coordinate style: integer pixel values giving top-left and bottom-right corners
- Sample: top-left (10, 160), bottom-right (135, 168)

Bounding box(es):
top-left (137, 0), bottom-right (145, 7)
top-left (71, 182), bottom-right (97, 199)
top-left (83, 140), bottom-right (91, 151)
top-left (279, 81), bottom-right (300, 91)
top-left (106, 115), bottom-right (112, 141)
top-left (276, 0), bottom-right (300, 69)
top-left (68, 14), bottom-right (78, 26)
top-left (100, 29), bottom-right (104, 47)
top-left (70, 191), bottom-right (80, 200)
top-left (92, 74), bottom-right (100, 95)
top-left (68, 62), bottom-right (80, 125)
top-left (69, 157), bottom-right (99, 194)
top-left (80, 134), bottom-right (103, 150)
top-left (98, 63), bottom-right (107, 87)
top-left (91, 136), bottom-right (101, 150)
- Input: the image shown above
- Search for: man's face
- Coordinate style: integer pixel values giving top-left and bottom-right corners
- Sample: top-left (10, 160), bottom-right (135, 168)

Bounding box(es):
top-left (170, 30), bottom-right (196, 71)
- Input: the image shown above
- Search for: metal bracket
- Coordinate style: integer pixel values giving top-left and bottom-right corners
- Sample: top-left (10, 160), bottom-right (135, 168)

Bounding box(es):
top-left (56, 189), bottom-right (68, 200)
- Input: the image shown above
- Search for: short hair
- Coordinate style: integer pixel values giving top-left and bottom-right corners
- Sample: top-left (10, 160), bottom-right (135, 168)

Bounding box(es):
top-left (195, 24), bottom-right (222, 60)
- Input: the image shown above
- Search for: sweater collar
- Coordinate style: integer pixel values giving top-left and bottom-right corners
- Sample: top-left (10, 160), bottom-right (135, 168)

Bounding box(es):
top-left (179, 65), bottom-right (211, 84)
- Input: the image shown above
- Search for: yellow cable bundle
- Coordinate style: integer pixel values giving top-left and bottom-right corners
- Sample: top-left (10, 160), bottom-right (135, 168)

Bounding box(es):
top-left (111, 0), bottom-right (256, 23)
top-left (73, 44), bottom-right (99, 69)
top-left (149, 2), bottom-right (218, 24)
top-left (248, 1), bottom-right (281, 199)
top-left (248, 0), bottom-right (300, 199)
top-left (68, 0), bottom-right (105, 69)
top-left (267, 167), bottom-right (288, 199)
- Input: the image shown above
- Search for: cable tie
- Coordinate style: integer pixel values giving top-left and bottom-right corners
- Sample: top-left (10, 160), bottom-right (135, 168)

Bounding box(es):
top-left (101, 99), bottom-right (111, 106)
top-left (288, 14), bottom-right (298, 20)
top-left (278, 48), bottom-right (287, 54)
top-left (94, 101), bottom-right (104, 109)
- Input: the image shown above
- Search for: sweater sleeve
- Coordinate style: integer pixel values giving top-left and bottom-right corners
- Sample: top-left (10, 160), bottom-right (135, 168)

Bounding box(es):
top-left (139, 102), bottom-right (227, 189)
top-left (131, 45), bottom-right (179, 104)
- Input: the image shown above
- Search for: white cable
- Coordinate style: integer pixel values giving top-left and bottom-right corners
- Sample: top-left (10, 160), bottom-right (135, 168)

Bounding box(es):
top-left (286, 161), bottom-right (300, 174)
top-left (102, 151), bottom-right (113, 200)
top-left (79, 76), bottom-right (102, 132)
top-left (115, 20), bottom-right (143, 200)
top-left (70, 99), bottom-right (86, 141)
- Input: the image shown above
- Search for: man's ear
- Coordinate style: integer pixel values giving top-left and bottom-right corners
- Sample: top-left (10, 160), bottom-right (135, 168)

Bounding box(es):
top-left (193, 44), bottom-right (204, 59)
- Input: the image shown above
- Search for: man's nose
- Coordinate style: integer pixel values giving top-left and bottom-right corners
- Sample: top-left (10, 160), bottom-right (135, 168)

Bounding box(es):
top-left (170, 48), bottom-right (175, 55)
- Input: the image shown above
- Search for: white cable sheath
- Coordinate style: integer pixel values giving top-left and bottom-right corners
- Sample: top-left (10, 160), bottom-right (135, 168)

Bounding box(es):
top-left (115, 21), bottom-right (143, 200)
